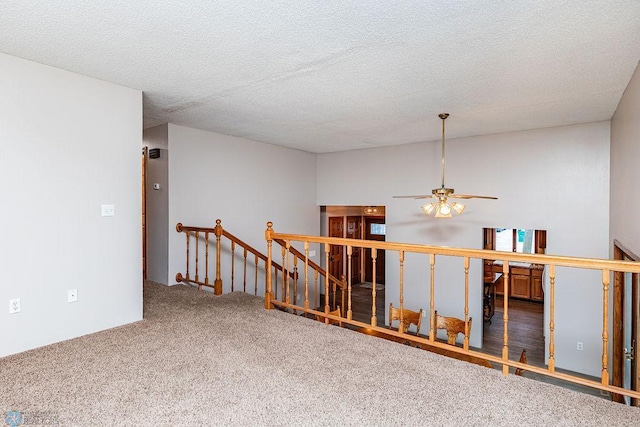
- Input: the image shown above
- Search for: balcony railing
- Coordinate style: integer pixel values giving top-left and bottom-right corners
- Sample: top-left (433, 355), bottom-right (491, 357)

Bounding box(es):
top-left (263, 222), bottom-right (640, 400)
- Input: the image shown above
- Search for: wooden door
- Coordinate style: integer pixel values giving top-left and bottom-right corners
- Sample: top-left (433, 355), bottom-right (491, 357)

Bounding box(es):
top-left (328, 217), bottom-right (344, 280)
top-left (364, 217), bottom-right (385, 284)
top-left (613, 240), bottom-right (640, 405)
top-left (346, 216), bottom-right (362, 284)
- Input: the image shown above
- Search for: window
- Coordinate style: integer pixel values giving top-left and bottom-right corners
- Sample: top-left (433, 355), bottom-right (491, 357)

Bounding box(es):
top-left (370, 223), bottom-right (386, 236)
top-left (495, 228), bottom-right (535, 253)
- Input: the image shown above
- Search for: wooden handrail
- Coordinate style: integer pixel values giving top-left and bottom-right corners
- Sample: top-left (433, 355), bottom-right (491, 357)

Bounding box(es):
top-left (269, 232), bottom-right (640, 273)
top-left (175, 221), bottom-right (343, 313)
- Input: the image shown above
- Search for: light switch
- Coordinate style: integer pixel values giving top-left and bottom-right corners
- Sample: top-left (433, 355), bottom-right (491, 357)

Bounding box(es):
top-left (101, 204), bottom-right (115, 217)
top-left (309, 250), bottom-right (316, 257)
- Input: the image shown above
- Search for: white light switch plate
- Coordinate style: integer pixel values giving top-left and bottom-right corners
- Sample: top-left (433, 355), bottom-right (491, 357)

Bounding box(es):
top-left (101, 204), bottom-right (115, 217)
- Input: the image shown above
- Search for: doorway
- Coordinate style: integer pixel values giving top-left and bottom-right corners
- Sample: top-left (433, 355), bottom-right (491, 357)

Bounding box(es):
top-left (613, 240), bottom-right (640, 405)
top-left (482, 227), bottom-right (547, 367)
top-left (321, 206), bottom-right (386, 326)
top-left (328, 216), bottom-right (344, 280)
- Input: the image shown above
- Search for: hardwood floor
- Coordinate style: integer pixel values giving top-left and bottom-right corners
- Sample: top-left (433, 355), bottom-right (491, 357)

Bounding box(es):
top-left (348, 282), bottom-right (386, 327)
top-left (482, 296), bottom-right (545, 365)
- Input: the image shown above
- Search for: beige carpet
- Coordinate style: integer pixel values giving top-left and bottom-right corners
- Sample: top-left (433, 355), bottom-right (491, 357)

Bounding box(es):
top-left (1, 282), bottom-right (638, 426)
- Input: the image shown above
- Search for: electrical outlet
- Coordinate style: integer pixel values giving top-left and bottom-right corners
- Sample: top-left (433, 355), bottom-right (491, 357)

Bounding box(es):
top-left (68, 289), bottom-right (78, 303)
top-left (577, 342), bottom-right (584, 351)
top-left (9, 298), bottom-right (21, 314)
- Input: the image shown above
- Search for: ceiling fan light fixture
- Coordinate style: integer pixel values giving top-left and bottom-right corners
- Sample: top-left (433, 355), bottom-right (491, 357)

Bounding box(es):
top-left (452, 202), bottom-right (466, 215)
top-left (422, 203), bottom-right (436, 215)
top-left (434, 204), bottom-right (452, 218)
top-left (393, 113), bottom-right (497, 218)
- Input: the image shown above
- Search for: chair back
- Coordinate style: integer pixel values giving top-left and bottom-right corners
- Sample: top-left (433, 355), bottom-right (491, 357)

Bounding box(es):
top-left (434, 311), bottom-right (472, 345)
top-left (389, 303), bottom-right (423, 335)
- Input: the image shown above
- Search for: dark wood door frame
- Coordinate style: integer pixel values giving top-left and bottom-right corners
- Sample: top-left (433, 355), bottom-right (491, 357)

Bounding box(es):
top-left (346, 216), bottom-right (363, 284)
top-left (613, 239), bottom-right (640, 405)
top-left (328, 217), bottom-right (344, 281)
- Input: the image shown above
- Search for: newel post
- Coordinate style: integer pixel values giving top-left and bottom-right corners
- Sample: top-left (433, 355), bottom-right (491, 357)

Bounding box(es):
top-left (214, 219), bottom-right (223, 295)
top-left (264, 222), bottom-right (274, 309)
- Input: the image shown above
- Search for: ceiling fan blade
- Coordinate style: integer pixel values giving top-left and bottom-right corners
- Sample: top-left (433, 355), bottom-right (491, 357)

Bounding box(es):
top-left (450, 194), bottom-right (498, 200)
top-left (392, 195), bottom-right (434, 199)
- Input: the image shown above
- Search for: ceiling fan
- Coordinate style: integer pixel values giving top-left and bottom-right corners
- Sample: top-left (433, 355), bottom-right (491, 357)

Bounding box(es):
top-left (393, 113), bottom-right (497, 218)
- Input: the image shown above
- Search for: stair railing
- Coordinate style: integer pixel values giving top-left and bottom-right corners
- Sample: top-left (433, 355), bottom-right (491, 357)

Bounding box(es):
top-left (175, 220), bottom-right (345, 314)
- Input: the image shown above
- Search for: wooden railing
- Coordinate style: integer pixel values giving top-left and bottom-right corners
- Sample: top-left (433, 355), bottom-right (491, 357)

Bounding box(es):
top-left (263, 222), bottom-right (640, 400)
top-left (175, 220), bottom-right (345, 313)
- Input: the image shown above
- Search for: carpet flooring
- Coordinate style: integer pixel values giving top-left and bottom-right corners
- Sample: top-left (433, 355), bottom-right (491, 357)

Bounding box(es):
top-left (1, 282), bottom-right (639, 426)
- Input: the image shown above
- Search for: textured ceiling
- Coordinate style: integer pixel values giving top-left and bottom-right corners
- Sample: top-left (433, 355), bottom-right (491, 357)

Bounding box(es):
top-left (1, 1), bottom-right (639, 153)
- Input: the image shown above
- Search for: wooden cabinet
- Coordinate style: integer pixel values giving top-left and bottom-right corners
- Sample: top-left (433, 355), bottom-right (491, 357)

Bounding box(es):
top-left (511, 273), bottom-right (531, 299)
top-left (483, 262), bottom-right (544, 302)
top-left (531, 268), bottom-right (544, 301)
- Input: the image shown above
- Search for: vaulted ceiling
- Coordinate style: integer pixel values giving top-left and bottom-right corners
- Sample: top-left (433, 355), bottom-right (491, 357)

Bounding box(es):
top-left (1, 1), bottom-right (639, 153)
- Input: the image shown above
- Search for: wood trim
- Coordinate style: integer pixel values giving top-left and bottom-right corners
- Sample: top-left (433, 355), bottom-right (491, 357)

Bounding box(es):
top-left (270, 232), bottom-right (640, 273)
top-left (612, 240), bottom-right (640, 404)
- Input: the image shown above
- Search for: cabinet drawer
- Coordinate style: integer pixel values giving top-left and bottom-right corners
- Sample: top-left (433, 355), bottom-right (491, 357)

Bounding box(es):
top-left (511, 267), bottom-right (530, 276)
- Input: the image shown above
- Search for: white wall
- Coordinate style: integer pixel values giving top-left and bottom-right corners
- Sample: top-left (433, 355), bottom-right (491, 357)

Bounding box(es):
top-left (611, 61), bottom-right (640, 256)
top-left (317, 122), bottom-right (610, 376)
top-left (167, 124), bottom-right (319, 297)
top-left (143, 125), bottom-right (169, 284)
top-left (0, 53), bottom-right (142, 357)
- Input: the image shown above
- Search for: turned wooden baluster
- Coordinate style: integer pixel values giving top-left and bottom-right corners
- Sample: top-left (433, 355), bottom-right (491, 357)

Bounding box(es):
top-left (264, 222), bottom-right (273, 309)
top-left (281, 246), bottom-right (286, 303)
top-left (602, 269), bottom-right (610, 385)
top-left (214, 219), bottom-right (223, 295)
top-left (274, 269), bottom-right (279, 301)
top-left (399, 250), bottom-right (405, 333)
top-left (548, 264), bottom-right (556, 372)
top-left (314, 270), bottom-right (319, 311)
top-left (304, 242), bottom-right (310, 311)
top-left (186, 229), bottom-right (190, 282)
top-left (205, 231), bottom-right (210, 288)
top-left (292, 254), bottom-right (298, 314)
top-left (243, 247), bottom-right (248, 293)
top-left (230, 241), bottom-right (236, 292)
top-left (285, 241), bottom-right (291, 306)
top-left (347, 246), bottom-right (353, 321)
top-left (254, 254), bottom-right (259, 296)
top-left (340, 275), bottom-right (346, 317)
top-left (195, 231), bottom-right (200, 286)
top-left (502, 261), bottom-right (510, 375)
top-left (429, 254), bottom-right (435, 342)
top-left (463, 256), bottom-right (470, 351)
top-left (371, 247), bottom-right (378, 327)
top-left (324, 243), bottom-right (330, 323)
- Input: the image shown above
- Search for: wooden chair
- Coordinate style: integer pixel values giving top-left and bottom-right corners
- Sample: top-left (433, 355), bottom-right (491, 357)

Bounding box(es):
top-left (388, 303), bottom-right (423, 335)
top-left (434, 311), bottom-right (472, 345)
top-left (316, 306), bottom-right (342, 326)
top-left (515, 349), bottom-right (528, 376)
